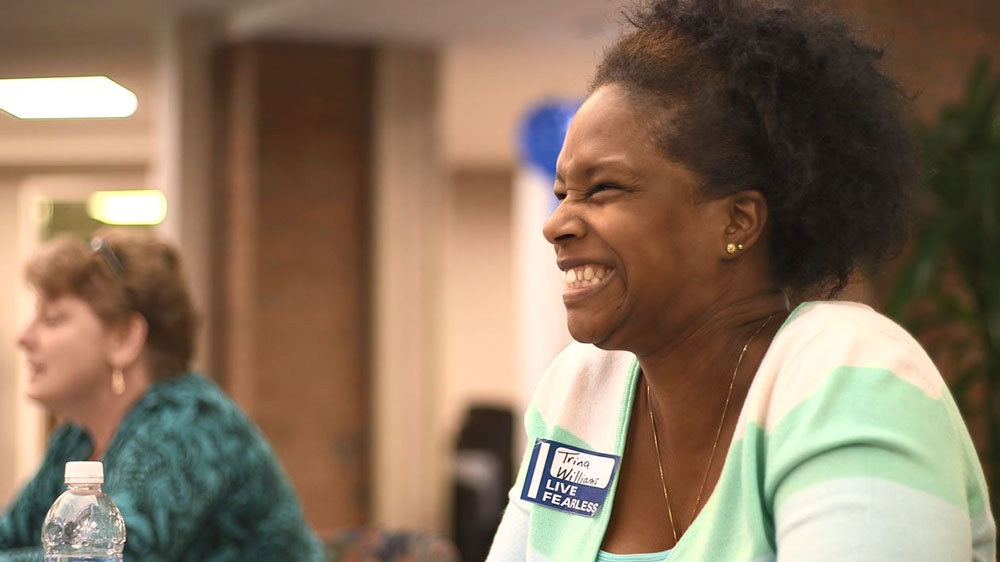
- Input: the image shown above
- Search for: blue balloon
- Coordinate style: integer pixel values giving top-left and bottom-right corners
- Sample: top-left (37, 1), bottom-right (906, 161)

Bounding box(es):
top-left (518, 100), bottom-right (581, 180)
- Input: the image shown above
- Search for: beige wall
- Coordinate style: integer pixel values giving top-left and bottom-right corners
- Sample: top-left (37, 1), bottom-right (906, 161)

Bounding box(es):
top-left (0, 177), bottom-right (20, 504)
top-left (441, 167), bottom-right (517, 444)
top-left (440, 37), bottom-right (604, 167)
top-left (371, 46), bottom-right (448, 532)
top-left (157, 15), bottom-right (222, 375)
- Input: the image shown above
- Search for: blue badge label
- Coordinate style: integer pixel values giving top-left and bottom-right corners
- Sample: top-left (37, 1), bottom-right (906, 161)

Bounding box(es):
top-left (520, 438), bottom-right (620, 517)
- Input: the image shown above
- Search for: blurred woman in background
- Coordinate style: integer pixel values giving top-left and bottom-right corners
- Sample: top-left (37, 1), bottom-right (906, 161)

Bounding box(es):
top-left (0, 229), bottom-right (324, 562)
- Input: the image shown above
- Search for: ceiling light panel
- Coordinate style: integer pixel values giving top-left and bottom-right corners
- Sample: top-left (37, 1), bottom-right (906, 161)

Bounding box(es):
top-left (0, 76), bottom-right (137, 119)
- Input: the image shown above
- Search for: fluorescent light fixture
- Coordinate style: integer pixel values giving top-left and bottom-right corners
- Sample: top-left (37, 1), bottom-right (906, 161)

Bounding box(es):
top-left (87, 190), bottom-right (167, 225)
top-left (0, 76), bottom-right (137, 119)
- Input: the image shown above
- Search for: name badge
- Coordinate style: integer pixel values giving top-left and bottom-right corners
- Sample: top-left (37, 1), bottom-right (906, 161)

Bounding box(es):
top-left (520, 438), bottom-right (620, 517)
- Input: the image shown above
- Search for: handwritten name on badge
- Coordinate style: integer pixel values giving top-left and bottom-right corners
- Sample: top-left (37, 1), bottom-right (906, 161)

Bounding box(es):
top-left (520, 439), bottom-right (620, 517)
top-left (550, 447), bottom-right (615, 487)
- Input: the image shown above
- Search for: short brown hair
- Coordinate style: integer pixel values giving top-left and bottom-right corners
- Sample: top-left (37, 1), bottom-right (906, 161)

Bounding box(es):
top-left (25, 229), bottom-right (199, 380)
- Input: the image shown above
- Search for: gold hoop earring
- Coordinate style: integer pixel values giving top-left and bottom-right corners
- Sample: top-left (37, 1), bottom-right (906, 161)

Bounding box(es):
top-left (726, 243), bottom-right (737, 255)
top-left (111, 368), bottom-right (126, 395)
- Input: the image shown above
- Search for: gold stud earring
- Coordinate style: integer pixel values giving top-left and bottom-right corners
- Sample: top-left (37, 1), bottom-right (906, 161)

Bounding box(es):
top-left (111, 368), bottom-right (126, 395)
top-left (726, 243), bottom-right (737, 254)
top-left (737, 243), bottom-right (744, 251)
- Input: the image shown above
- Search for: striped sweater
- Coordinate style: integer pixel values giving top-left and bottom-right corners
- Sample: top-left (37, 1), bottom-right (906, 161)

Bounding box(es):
top-left (487, 301), bottom-right (996, 561)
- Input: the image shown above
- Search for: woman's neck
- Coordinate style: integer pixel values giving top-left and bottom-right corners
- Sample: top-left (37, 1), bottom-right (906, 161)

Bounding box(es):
top-left (637, 291), bottom-right (789, 450)
top-left (65, 367), bottom-right (153, 461)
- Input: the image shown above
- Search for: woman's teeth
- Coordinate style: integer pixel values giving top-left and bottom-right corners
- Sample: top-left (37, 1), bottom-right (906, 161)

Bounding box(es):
top-left (562, 265), bottom-right (612, 289)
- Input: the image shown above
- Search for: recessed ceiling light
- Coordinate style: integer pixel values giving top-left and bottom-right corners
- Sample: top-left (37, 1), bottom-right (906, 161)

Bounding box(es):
top-left (0, 76), bottom-right (137, 119)
top-left (87, 190), bottom-right (167, 225)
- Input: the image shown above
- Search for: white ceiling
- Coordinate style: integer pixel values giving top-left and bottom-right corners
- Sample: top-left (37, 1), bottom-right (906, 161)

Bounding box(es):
top-left (0, 0), bottom-right (625, 167)
top-left (229, 0), bottom-right (623, 43)
top-left (0, 0), bottom-right (254, 37)
top-left (0, 0), bottom-right (624, 44)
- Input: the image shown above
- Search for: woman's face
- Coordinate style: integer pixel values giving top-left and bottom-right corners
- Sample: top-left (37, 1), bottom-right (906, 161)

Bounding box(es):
top-left (17, 294), bottom-right (115, 413)
top-left (543, 85), bottom-right (731, 353)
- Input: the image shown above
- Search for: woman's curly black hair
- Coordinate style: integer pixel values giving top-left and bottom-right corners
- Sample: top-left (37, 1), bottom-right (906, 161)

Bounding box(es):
top-left (593, 0), bottom-right (916, 295)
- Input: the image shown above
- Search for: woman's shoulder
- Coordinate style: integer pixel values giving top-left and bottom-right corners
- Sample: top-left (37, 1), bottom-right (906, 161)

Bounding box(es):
top-left (523, 342), bottom-right (638, 451)
top-left (774, 300), bottom-right (939, 386)
top-left (111, 374), bottom-right (281, 477)
top-left (749, 301), bottom-right (987, 528)
top-left (753, 300), bottom-right (949, 427)
top-left (125, 374), bottom-right (263, 445)
top-left (781, 300), bottom-right (919, 341)
top-left (534, 342), bottom-right (636, 404)
top-left (142, 373), bottom-right (238, 414)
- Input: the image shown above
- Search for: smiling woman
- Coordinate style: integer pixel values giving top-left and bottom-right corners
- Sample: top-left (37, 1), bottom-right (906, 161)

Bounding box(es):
top-left (544, 85), bottom-right (736, 351)
top-left (486, 1), bottom-right (996, 561)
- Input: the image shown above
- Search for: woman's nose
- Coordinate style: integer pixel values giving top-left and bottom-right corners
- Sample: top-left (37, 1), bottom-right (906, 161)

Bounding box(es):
top-left (542, 201), bottom-right (585, 245)
top-left (16, 322), bottom-right (35, 350)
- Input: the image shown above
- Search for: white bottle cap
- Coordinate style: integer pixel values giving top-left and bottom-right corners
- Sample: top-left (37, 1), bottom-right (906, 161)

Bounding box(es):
top-left (65, 461), bottom-right (104, 484)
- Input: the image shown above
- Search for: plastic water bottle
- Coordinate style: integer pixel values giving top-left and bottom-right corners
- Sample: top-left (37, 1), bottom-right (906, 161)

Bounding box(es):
top-left (42, 461), bottom-right (126, 561)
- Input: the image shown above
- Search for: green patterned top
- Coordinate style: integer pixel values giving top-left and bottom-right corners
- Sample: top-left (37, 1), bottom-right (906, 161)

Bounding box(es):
top-left (0, 374), bottom-right (324, 562)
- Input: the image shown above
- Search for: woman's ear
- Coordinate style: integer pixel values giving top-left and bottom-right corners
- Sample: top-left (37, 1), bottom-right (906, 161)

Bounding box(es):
top-left (109, 313), bottom-right (148, 369)
top-left (722, 190), bottom-right (768, 255)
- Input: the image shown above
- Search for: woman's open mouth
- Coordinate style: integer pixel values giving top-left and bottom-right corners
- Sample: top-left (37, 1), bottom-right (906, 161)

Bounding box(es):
top-left (561, 264), bottom-right (615, 303)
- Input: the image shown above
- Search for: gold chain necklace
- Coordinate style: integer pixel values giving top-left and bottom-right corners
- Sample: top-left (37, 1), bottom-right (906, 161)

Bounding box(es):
top-left (646, 313), bottom-right (774, 544)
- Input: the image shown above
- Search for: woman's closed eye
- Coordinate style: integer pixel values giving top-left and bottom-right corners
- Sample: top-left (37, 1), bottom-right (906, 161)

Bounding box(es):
top-left (554, 183), bottom-right (626, 202)
top-left (585, 183), bottom-right (628, 201)
top-left (40, 313), bottom-right (65, 327)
